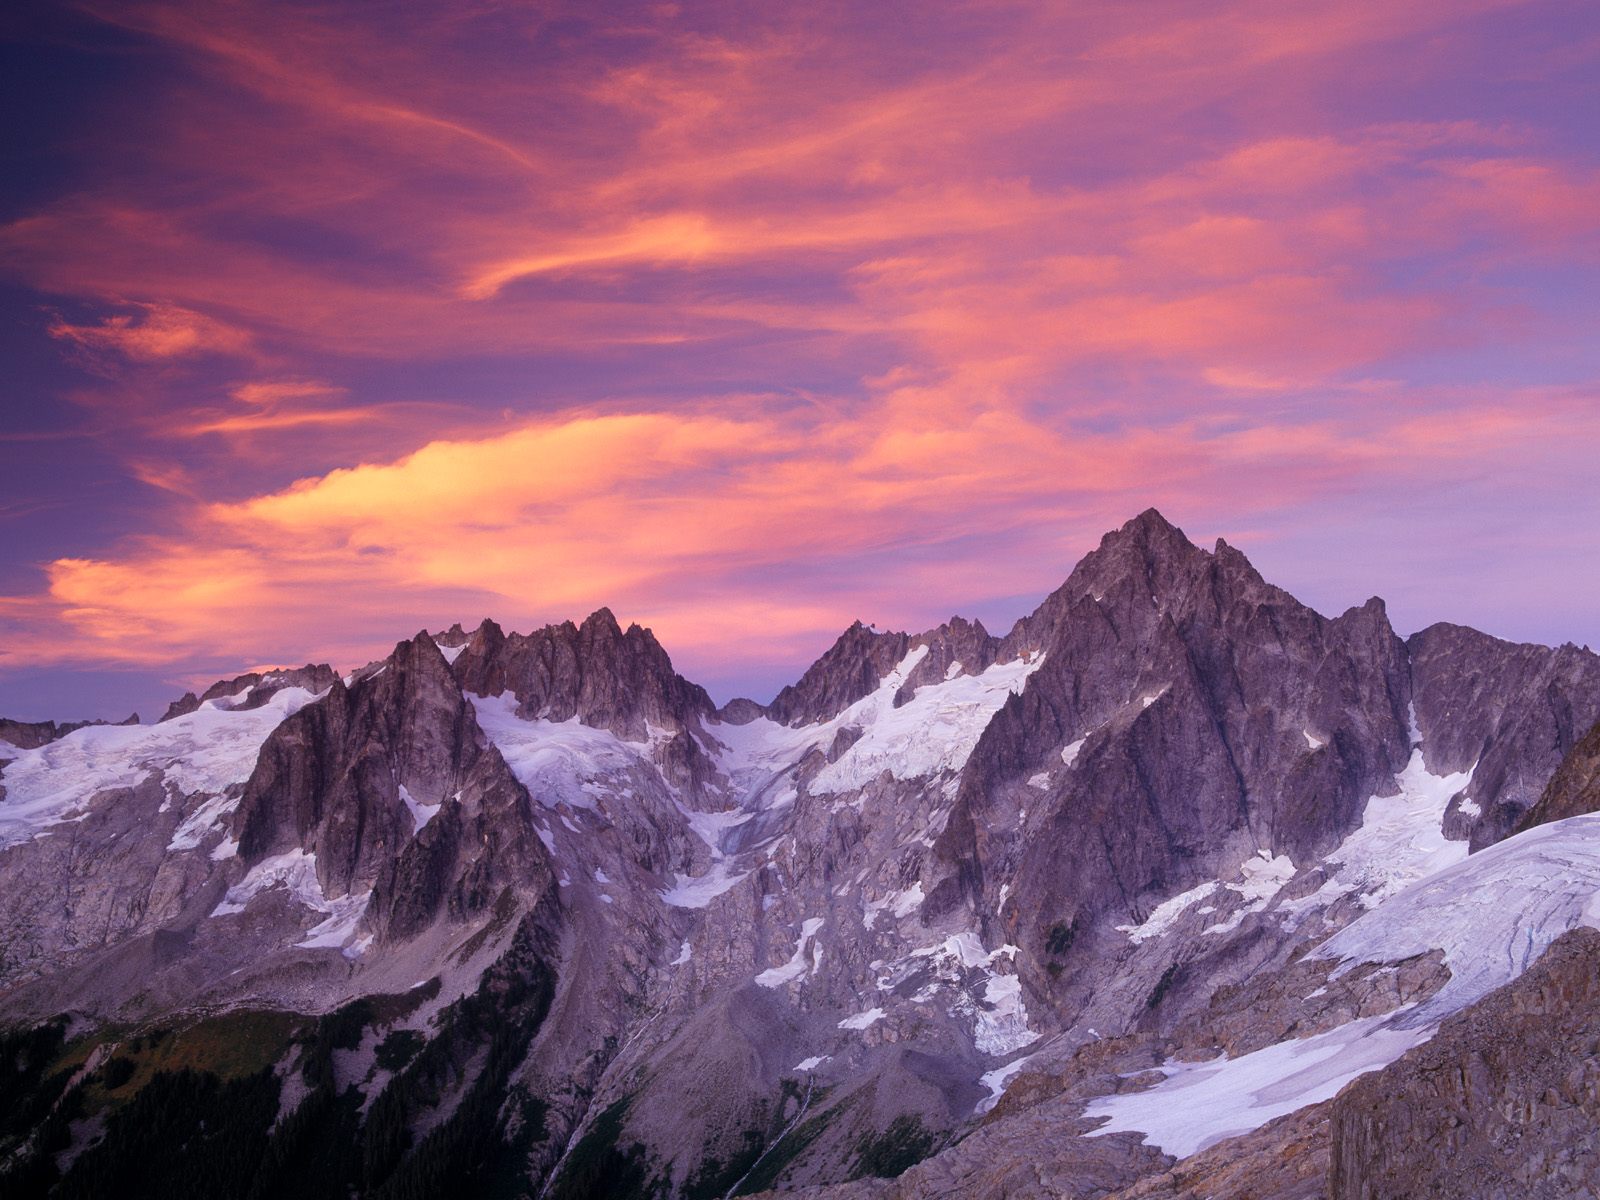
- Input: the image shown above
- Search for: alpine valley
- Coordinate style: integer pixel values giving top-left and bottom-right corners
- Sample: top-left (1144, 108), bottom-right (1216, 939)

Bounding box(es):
top-left (3, 509), bottom-right (1600, 1200)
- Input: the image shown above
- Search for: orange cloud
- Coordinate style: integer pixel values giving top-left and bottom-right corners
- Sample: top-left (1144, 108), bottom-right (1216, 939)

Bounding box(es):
top-left (5, 0), bottom-right (1600, 697)
top-left (12, 380), bottom-right (1598, 684)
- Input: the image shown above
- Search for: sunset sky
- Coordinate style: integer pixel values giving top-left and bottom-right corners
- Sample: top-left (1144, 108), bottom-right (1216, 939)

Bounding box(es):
top-left (3, 0), bottom-right (1599, 721)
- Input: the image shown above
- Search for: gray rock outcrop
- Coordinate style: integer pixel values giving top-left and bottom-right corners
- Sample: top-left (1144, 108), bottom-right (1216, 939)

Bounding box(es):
top-left (1329, 925), bottom-right (1600, 1199)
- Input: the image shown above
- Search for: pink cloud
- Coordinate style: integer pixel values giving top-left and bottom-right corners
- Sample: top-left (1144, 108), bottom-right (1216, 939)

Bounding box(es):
top-left (3, 0), bottom-right (1599, 693)
top-left (11, 381), bottom-right (1598, 682)
top-left (48, 301), bottom-right (251, 364)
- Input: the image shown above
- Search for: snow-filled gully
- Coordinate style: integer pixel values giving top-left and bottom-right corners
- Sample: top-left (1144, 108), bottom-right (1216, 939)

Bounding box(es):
top-left (1087, 812), bottom-right (1600, 1157)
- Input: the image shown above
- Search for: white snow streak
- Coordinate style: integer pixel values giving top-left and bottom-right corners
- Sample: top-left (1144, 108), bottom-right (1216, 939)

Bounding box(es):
top-left (1118, 881), bottom-right (1220, 943)
top-left (1084, 1012), bottom-right (1432, 1158)
top-left (838, 1008), bottom-right (885, 1030)
top-left (1282, 746), bottom-right (1474, 915)
top-left (756, 917), bottom-right (825, 987)
top-left (810, 649), bottom-right (1044, 794)
top-left (398, 784), bottom-right (441, 834)
top-left (977, 1051), bottom-right (1039, 1113)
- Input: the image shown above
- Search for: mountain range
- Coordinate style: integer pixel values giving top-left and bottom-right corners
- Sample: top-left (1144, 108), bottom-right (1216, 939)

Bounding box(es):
top-left (3, 509), bottom-right (1599, 1199)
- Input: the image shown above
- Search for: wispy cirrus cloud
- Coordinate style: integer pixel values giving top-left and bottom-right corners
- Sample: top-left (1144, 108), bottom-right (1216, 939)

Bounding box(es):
top-left (14, 381), bottom-right (1600, 685)
top-left (2, 0), bottom-right (1599, 711)
top-left (48, 301), bottom-right (252, 365)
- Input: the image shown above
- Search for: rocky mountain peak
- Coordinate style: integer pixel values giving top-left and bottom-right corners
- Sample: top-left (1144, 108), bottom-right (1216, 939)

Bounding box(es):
top-left (8, 510), bottom-right (1600, 1200)
top-left (1112, 504), bottom-right (1190, 545)
top-left (1210, 534), bottom-right (1268, 585)
top-left (1092, 506), bottom-right (1204, 570)
top-left (433, 621), bottom-right (471, 648)
top-left (765, 615), bottom-right (1012, 727)
top-left (464, 616), bottom-right (507, 655)
top-left (764, 620), bottom-right (912, 726)
top-left (159, 663), bottom-right (340, 723)
top-left (892, 616), bottom-right (1003, 703)
top-left (399, 626), bottom-right (454, 672)
top-left (1003, 514), bottom-right (1379, 673)
top-left (0, 711), bottom-right (140, 750)
top-left (715, 696), bottom-right (766, 725)
top-left (1088, 507), bottom-right (1211, 584)
top-left (1408, 622), bottom-right (1600, 846)
top-left (233, 633), bottom-right (462, 867)
top-left (230, 627), bottom-right (549, 938)
top-left (449, 609), bottom-right (713, 741)
top-left (580, 605), bottom-right (623, 636)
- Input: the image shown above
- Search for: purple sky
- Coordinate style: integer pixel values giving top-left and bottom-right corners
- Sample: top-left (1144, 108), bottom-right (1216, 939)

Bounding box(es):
top-left (2, 0), bottom-right (1599, 721)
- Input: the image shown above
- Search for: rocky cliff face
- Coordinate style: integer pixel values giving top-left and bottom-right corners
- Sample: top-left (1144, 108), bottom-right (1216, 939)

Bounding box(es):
top-left (232, 632), bottom-right (551, 941)
top-left (765, 616), bottom-right (999, 726)
top-left (450, 608), bottom-right (724, 799)
top-left (1409, 624), bottom-right (1600, 848)
top-left (1329, 925), bottom-right (1600, 1199)
top-left (451, 608), bottom-right (714, 739)
top-left (0, 711), bottom-right (139, 751)
top-left (3, 509), bottom-right (1600, 1199)
top-left (1517, 714), bottom-right (1600, 831)
top-left (158, 664), bottom-right (339, 723)
top-left (930, 512), bottom-right (1415, 1011)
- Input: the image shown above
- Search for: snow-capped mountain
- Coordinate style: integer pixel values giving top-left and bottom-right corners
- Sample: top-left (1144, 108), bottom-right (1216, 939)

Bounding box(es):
top-left (3, 509), bottom-right (1599, 1199)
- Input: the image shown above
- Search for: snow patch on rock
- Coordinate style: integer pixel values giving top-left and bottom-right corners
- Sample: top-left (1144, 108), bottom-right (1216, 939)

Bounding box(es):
top-left (879, 933), bottom-right (1036, 1055)
top-left (0, 687), bottom-right (322, 849)
top-left (660, 858), bottom-right (750, 908)
top-left (756, 917), bottom-right (825, 987)
top-left (863, 881), bottom-right (924, 929)
top-left (1280, 746), bottom-right (1474, 916)
top-left (468, 693), bottom-right (643, 810)
top-left (1315, 812), bottom-right (1600, 1019)
top-left (1118, 881), bottom-right (1220, 944)
top-left (974, 972), bottom-right (1036, 1055)
top-left (1084, 1011), bottom-right (1432, 1158)
top-left (978, 1050), bottom-right (1039, 1113)
top-left (398, 784), bottom-right (441, 834)
top-left (838, 1008), bottom-right (884, 1030)
top-left (168, 792), bottom-right (241, 853)
top-left (1203, 851), bottom-right (1297, 936)
top-left (708, 647), bottom-right (1044, 800)
top-left (210, 847), bottom-right (371, 957)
